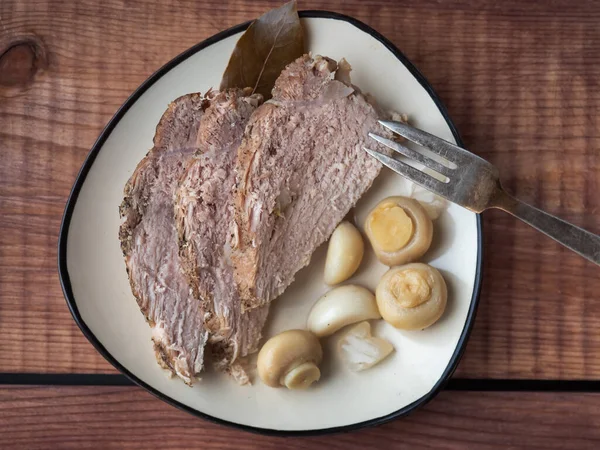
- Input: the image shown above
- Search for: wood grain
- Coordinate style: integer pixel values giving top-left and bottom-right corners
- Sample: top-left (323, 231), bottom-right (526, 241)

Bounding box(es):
top-left (0, 0), bottom-right (599, 377)
top-left (0, 385), bottom-right (599, 449)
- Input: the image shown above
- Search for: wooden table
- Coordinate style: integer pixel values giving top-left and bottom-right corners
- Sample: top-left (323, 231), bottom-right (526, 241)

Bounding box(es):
top-left (1, 0), bottom-right (599, 447)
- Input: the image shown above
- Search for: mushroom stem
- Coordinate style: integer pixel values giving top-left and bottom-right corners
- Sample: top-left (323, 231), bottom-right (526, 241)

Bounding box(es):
top-left (282, 362), bottom-right (321, 389)
top-left (257, 329), bottom-right (323, 389)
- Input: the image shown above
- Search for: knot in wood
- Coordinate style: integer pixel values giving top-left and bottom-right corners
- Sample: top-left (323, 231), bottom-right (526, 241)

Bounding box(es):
top-left (0, 34), bottom-right (48, 90)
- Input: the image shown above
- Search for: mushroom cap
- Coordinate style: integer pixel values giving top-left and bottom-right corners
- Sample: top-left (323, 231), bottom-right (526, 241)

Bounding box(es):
top-left (365, 196), bottom-right (433, 266)
top-left (257, 329), bottom-right (323, 387)
top-left (376, 263), bottom-right (447, 330)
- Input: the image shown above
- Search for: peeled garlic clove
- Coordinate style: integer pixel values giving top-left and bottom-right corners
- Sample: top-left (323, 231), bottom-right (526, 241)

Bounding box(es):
top-left (413, 192), bottom-right (447, 221)
top-left (408, 174), bottom-right (448, 220)
top-left (376, 263), bottom-right (447, 330)
top-left (307, 285), bottom-right (381, 337)
top-left (338, 321), bottom-right (394, 371)
top-left (365, 196), bottom-right (433, 266)
top-left (324, 221), bottom-right (365, 285)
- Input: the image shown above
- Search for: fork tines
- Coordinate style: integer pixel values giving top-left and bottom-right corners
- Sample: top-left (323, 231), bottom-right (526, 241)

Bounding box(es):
top-left (377, 120), bottom-right (470, 164)
top-left (364, 122), bottom-right (456, 195)
top-left (363, 146), bottom-right (450, 195)
top-left (368, 133), bottom-right (452, 177)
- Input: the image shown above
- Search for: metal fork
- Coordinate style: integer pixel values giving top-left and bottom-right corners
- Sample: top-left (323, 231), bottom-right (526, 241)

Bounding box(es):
top-left (365, 120), bottom-right (600, 266)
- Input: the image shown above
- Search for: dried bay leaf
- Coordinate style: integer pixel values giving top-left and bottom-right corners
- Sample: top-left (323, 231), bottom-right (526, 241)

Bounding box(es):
top-left (220, 0), bottom-right (305, 100)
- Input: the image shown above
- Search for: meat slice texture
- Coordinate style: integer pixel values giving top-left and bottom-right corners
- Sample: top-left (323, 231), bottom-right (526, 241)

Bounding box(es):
top-left (119, 93), bottom-right (210, 385)
top-left (175, 89), bottom-right (267, 384)
top-left (232, 55), bottom-right (387, 311)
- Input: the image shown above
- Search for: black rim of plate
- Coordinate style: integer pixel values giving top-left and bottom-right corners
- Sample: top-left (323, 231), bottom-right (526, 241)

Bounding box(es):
top-left (58, 10), bottom-right (484, 437)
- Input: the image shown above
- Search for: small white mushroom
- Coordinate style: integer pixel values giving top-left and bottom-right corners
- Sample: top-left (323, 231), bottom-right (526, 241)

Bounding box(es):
top-left (376, 263), bottom-right (447, 330)
top-left (324, 221), bottom-right (365, 285)
top-left (257, 329), bottom-right (323, 389)
top-left (365, 196), bottom-right (433, 266)
top-left (307, 285), bottom-right (381, 337)
top-left (338, 321), bottom-right (394, 372)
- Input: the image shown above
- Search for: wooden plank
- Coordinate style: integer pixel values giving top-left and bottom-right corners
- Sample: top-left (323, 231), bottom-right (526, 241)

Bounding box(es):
top-left (0, 385), bottom-right (599, 449)
top-left (0, 0), bottom-right (598, 377)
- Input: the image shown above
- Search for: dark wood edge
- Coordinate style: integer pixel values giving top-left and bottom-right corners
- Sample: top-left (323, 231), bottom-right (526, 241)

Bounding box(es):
top-left (0, 374), bottom-right (598, 392)
top-left (56, 9), bottom-right (484, 436)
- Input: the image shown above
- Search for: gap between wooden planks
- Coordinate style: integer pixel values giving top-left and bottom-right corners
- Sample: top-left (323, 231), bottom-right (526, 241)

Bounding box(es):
top-left (0, 0), bottom-right (599, 378)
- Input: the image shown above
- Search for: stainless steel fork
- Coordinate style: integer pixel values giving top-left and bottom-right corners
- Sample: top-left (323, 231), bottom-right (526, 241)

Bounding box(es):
top-left (365, 120), bottom-right (600, 266)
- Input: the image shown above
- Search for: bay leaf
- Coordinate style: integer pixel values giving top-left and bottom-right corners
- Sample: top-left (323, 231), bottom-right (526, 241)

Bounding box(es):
top-left (220, 0), bottom-right (305, 100)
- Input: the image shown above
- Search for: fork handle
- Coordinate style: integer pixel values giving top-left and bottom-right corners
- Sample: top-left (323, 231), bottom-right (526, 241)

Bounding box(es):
top-left (494, 190), bottom-right (600, 266)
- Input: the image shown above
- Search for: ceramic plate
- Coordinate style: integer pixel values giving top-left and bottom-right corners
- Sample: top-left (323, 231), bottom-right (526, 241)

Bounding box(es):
top-left (59, 11), bottom-right (483, 435)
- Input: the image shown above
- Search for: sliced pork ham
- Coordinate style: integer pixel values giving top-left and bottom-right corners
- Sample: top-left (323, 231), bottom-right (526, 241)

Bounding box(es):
top-left (232, 55), bottom-right (387, 311)
top-left (119, 93), bottom-right (210, 385)
top-left (120, 55), bottom-right (389, 385)
top-left (174, 89), bottom-right (267, 384)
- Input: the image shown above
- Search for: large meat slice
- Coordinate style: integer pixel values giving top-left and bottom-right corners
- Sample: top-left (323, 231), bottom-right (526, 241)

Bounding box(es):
top-left (119, 93), bottom-right (209, 385)
top-left (232, 55), bottom-right (386, 311)
top-left (175, 89), bottom-right (267, 384)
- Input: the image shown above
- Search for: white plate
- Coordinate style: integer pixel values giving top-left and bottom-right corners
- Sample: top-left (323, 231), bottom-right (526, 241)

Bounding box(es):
top-left (59, 11), bottom-right (483, 435)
